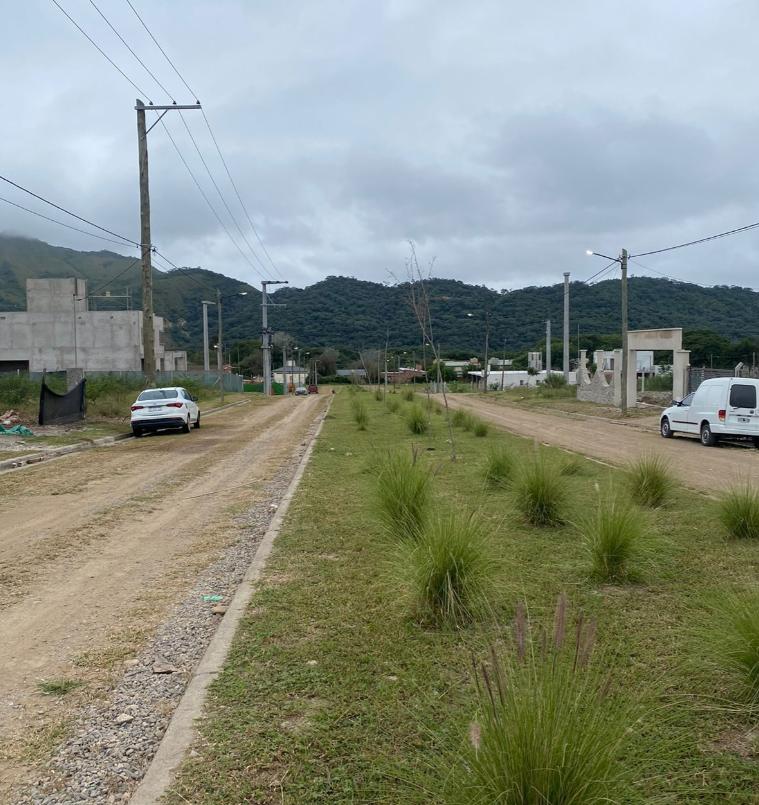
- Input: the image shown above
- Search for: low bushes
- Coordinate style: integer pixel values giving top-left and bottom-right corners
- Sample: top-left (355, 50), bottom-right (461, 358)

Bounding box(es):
top-left (472, 419), bottom-right (489, 437)
top-left (399, 510), bottom-right (494, 626)
top-left (401, 387), bottom-right (416, 402)
top-left (386, 397), bottom-right (400, 414)
top-left (718, 483), bottom-right (759, 540)
top-left (406, 404), bottom-right (428, 435)
top-left (375, 450), bottom-right (432, 541)
top-left (351, 397), bottom-right (369, 430)
top-left (451, 408), bottom-right (469, 428)
top-left (513, 452), bottom-right (567, 527)
top-left (451, 597), bottom-right (640, 803)
top-left (627, 454), bottom-right (673, 508)
top-left (483, 444), bottom-right (515, 487)
top-left (582, 493), bottom-right (642, 582)
top-left (701, 591), bottom-right (759, 706)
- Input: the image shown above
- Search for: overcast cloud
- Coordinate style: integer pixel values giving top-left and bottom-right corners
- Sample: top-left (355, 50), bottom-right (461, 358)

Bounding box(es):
top-left (3, 0), bottom-right (759, 291)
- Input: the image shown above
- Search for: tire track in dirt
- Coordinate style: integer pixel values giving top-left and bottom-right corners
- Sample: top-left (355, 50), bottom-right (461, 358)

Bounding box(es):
top-left (0, 394), bottom-right (326, 797)
top-left (444, 395), bottom-right (759, 493)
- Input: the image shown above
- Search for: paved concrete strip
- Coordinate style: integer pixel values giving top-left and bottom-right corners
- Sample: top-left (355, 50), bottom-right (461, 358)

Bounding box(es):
top-left (0, 398), bottom-right (252, 475)
top-left (130, 398), bottom-right (331, 805)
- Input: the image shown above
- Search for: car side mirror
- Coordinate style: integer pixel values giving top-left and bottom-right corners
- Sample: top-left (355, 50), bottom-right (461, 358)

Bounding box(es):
top-left (673, 398), bottom-right (682, 406)
top-left (192, 395), bottom-right (199, 402)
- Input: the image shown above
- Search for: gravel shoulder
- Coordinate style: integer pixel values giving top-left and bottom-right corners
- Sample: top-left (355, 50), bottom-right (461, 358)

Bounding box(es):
top-left (443, 394), bottom-right (759, 493)
top-left (0, 394), bottom-right (327, 802)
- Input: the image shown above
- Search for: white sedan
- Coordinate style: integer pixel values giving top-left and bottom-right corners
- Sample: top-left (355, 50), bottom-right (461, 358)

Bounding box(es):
top-left (130, 387), bottom-right (200, 437)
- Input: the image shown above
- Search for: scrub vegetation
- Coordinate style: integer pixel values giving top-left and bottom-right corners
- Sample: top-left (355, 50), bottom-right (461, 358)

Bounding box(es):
top-left (167, 390), bottom-right (759, 805)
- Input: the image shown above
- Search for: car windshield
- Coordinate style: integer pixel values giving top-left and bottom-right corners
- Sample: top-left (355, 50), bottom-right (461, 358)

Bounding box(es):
top-left (137, 389), bottom-right (179, 401)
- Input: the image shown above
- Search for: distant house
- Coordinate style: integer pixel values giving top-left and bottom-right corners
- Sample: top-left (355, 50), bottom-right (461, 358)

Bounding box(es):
top-left (441, 358), bottom-right (479, 377)
top-left (336, 369), bottom-right (367, 382)
top-left (273, 359), bottom-right (308, 386)
top-left (384, 367), bottom-right (426, 384)
top-left (468, 369), bottom-right (577, 390)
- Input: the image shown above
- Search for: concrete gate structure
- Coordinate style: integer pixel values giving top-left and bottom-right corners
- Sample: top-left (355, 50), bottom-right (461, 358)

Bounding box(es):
top-left (577, 328), bottom-right (690, 408)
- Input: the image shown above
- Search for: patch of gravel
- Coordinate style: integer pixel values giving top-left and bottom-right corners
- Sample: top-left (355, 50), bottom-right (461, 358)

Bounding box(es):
top-left (16, 415), bottom-right (322, 805)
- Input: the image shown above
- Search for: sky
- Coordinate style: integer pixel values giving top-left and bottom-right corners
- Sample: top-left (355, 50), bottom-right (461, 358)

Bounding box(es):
top-left (3, 0), bottom-right (759, 291)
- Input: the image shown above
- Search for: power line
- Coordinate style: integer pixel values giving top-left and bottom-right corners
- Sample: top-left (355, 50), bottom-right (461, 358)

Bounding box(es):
top-left (628, 258), bottom-right (682, 284)
top-left (50, 0), bottom-right (152, 101)
top-left (124, 0), bottom-right (198, 100)
top-left (0, 175), bottom-right (140, 247)
top-left (631, 220), bottom-right (759, 258)
top-left (177, 112), bottom-right (269, 275)
top-left (158, 117), bottom-right (266, 280)
top-left (0, 195), bottom-right (137, 250)
top-left (87, 256), bottom-right (141, 297)
top-left (582, 260), bottom-right (618, 285)
top-left (125, 1), bottom-right (282, 280)
top-left (200, 109), bottom-right (283, 279)
top-left (88, 0), bottom-right (175, 101)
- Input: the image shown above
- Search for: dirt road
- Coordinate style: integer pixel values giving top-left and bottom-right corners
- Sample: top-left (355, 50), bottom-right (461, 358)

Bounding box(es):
top-left (444, 395), bottom-right (759, 492)
top-left (0, 394), bottom-right (326, 796)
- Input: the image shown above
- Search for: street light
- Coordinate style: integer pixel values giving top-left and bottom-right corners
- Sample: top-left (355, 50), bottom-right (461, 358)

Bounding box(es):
top-left (586, 248), bottom-right (629, 412)
top-left (466, 311), bottom-right (490, 392)
top-left (211, 290), bottom-right (248, 403)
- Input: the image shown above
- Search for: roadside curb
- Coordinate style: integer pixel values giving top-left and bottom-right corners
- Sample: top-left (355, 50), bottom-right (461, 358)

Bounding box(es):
top-left (129, 397), bottom-right (331, 804)
top-left (0, 397), bottom-right (253, 475)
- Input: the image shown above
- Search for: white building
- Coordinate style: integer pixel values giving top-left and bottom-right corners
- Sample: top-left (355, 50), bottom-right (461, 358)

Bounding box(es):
top-left (468, 369), bottom-right (577, 390)
top-left (273, 359), bottom-right (308, 386)
top-left (0, 278), bottom-right (187, 373)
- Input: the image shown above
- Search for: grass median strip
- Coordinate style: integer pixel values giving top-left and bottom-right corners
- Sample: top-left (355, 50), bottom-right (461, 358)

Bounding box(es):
top-left (166, 391), bottom-right (759, 804)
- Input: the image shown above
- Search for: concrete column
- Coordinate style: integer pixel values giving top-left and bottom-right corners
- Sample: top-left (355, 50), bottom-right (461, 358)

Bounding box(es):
top-left (626, 348), bottom-right (638, 408)
top-left (611, 349), bottom-right (623, 407)
top-left (673, 350), bottom-right (690, 400)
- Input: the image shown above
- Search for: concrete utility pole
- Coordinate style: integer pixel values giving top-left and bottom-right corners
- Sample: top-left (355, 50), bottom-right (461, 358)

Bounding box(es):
top-left (216, 288), bottom-right (225, 404)
top-left (261, 279), bottom-right (288, 395)
top-left (201, 300), bottom-right (214, 372)
top-left (135, 99), bottom-right (200, 385)
top-left (483, 311), bottom-right (490, 392)
top-left (563, 272), bottom-right (570, 381)
top-left (546, 319), bottom-right (552, 376)
top-left (620, 248), bottom-right (629, 413)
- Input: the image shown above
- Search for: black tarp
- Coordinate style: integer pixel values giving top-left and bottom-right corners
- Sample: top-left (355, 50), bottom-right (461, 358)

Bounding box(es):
top-left (38, 377), bottom-right (87, 425)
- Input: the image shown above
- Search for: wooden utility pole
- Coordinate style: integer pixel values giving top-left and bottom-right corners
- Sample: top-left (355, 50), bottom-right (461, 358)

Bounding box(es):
top-left (546, 319), bottom-right (552, 377)
top-left (135, 99), bottom-right (200, 385)
top-left (483, 311), bottom-right (490, 392)
top-left (620, 248), bottom-right (629, 413)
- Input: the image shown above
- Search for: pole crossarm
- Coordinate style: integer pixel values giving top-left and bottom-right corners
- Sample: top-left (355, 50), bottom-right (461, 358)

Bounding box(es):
top-left (134, 103), bottom-right (202, 111)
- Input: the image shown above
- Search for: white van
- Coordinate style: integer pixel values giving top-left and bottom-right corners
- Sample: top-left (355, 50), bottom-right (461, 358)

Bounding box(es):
top-left (660, 377), bottom-right (759, 446)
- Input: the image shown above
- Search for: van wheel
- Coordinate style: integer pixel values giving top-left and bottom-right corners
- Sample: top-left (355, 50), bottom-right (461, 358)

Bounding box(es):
top-left (193, 413), bottom-right (201, 429)
top-left (700, 423), bottom-right (717, 447)
top-left (660, 417), bottom-right (673, 438)
top-left (753, 437), bottom-right (759, 449)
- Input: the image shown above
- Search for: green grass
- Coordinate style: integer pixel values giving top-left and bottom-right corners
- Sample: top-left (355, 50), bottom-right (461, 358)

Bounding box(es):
top-left (165, 392), bottom-right (759, 805)
top-left (395, 510), bottom-right (495, 627)
top-left (351, 397), bottom-right (369, 430)
top-left (582, 493), bottom-right (644, 582)
top-left (483, 443), bottom-right (515, 487)
top-left (406, 404), bottom-right (428, 435)
top-left (627, 454), bottom-right (674, 508)
top-left (401, 387), bottom-right (416, 402)
top-left (718, 484), bottom-right (759, 540)
top-left (374, 449), bottom-right (433, 541)
top-left (451, 408), bottom-right (470, 428)
top-left (700, 591), bottom-right (759, 707)
top-left (472, 419), bottom-right (489, 437)
top-left (513, 451), bottom-right (567, 527)
top-left (448, 597), bottom-right (643, 804)
top-left (36, 678), bottom-right (84, 696)
top-left (386, 397), bottom-right (400, 414)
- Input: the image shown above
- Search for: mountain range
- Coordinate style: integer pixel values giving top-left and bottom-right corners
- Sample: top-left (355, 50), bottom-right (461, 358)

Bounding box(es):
top-left (2, 235), bottom-right (759, 360)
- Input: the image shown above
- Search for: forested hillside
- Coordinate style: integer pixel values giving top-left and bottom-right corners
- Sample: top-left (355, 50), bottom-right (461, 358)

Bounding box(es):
top-left (2, 235), bottom-right (759, 364)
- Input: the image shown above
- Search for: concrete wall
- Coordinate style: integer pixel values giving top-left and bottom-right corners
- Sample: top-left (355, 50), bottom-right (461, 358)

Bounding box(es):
top-left (0, 279), bottom-right (186, 373)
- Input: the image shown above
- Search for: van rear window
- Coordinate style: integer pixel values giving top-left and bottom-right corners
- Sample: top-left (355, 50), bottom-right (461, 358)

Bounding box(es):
top-left (729, 384), bottom-right (756, 408)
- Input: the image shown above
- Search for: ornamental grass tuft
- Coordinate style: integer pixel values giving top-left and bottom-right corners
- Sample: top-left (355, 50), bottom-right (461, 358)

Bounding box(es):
top-left (718, 483), bottom-right (759, 540)
top-left (448, 595), bottom-right (642, 804)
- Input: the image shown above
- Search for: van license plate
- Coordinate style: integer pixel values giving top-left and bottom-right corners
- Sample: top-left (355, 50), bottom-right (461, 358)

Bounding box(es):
top-left (738, 416), bottom-right (750, 423)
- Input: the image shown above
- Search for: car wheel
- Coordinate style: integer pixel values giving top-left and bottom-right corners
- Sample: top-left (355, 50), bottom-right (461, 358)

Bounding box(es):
top-left (660, 417), bottom-right (673, 438)
top-left (753, 436), bottom-right (759, 449)
top-left (193, 413), bottom-right (201, 429)
top-left (700, 422), bottom-right (717, 447)
top-left (182, 417), bottom-right (191, 433)
top-left (132, 427), bottom-right (143, 438)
